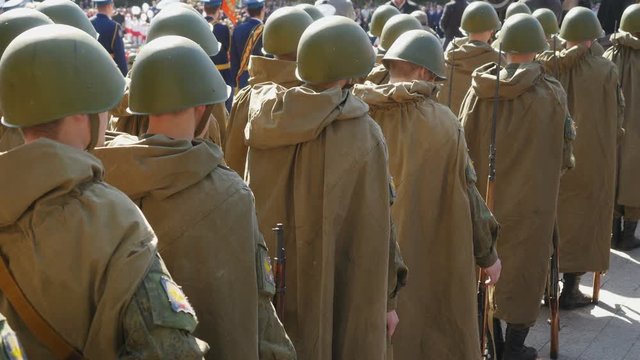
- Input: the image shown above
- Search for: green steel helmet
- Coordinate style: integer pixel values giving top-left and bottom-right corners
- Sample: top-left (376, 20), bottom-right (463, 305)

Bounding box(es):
top-left (559, 6), bottom-right (604, 42)
top-left (294, 3), bottom-right (324, 21)
top-left (314, 0), bottom-right (355, 20)
top-left (411, 10), bottom-right (428, 28)
top-left (296, 15), bottom-right (375, 83)
top-left (383, 29), bottom-right (446, 80)
top-left (620, 4), bottom-right (640, 33)
top-left (505, 1), bottom-right (531, 19)
top-left (499, 13), bottom-right (547, 54)
top-left (369, 5), bottom-right (400, 37)
top-left (0, 24), bottom-right (125, 128)
top-left (263, 7), bottom-right (314, 56)
top-left (129, 35), bottom-right (230, 115)
top-left (460, 1), bottom-right (501, 34)
top-left (532, 8), bottom-right (559, 36)
top-left (146, 6), bottom-right (220, 56)
top-left (0, 8), bottom-right (53, 57)
top-left (36, 0), bottom-right (98, 38)
top-left (379, 13), bottom-right (422, 52)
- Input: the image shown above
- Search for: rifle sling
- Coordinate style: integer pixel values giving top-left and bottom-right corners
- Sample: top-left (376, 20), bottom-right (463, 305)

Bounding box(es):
top-left (0, 256), bottom-right (85, 360)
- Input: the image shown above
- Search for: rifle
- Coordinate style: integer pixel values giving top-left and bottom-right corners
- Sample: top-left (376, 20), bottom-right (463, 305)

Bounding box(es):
top-left (479, 42), bottom-right (502, 360)
top-left (272, 223), bottom-right (286, 319)
top-left (447, 47), bottom-right (455, 109)
top-left (548, 35), bottom-right (561, 360)
top-left (592, 272), bottom-right (602, 304)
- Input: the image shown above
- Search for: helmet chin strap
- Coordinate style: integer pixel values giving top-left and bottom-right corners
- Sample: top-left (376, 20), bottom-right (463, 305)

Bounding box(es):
top-left (194, 104), bottom-right (214, 139)
top-left (86, 113), bottom-right (101, 151)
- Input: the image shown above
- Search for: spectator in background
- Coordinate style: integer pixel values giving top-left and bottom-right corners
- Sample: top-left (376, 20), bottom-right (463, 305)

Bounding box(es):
top-left (598, 0), bottom-right (636, 34)
top-left (428, 3), bottom-right (443, 36)
top-left (386, 0), bottom-right (419, 14)
top-left (440, 0), bottom-right (468, 49)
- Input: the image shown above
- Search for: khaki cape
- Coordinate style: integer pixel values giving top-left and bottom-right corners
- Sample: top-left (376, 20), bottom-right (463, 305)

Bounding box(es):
top-left (244, 84), bottom-right (394, 360)
top-left (0, 126), bottom-right (24, 152)
top-left (0, 139), bottom-right (155, 358)
top-left (461, 62), bottom-right (574, 325)
top-left (94, 135), bottom-right (295, 360)
top-left (366, 63), bottom-right (391, 85)
top-left (225, 56), bottom-right (302, 174)
top-left (439, 37), bottom-right (505, 117)
top-left (605, 33), bottom-right (640, 211)
top-left (538, 45), bottom-right (624, 272)
top-left (353, 80), bottom-right (490, 360)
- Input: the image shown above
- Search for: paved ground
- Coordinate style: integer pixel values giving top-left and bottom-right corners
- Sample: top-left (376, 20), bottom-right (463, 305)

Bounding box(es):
top-left (527, 238), bottom-right (640, 360)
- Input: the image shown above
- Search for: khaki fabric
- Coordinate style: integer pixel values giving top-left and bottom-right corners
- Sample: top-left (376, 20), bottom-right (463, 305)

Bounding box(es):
top-left (0, 126), bottom-right (24, 152)
top-left (538, 45), bottom-right (623, 272)
top-left (109, 82), bottom-right (227, 146)
top-left (225, 56), bottom-right (302, 174)
top-left (94, 135), bottom-right (295, 360)
top-left (604, 33), bottom-right (640, 210)
top-left (244, 84), bottom-right (393, 360)
top-left (0, 139), bottom-right (156, 358)
top-left (366, 63), bottom-right (390, 85)
top-left (439, 37), bottom-right (505, 117)
top-left (461, 62), bottom-right (574, 326)
top-left (353, 80), bottom-right (496, 360)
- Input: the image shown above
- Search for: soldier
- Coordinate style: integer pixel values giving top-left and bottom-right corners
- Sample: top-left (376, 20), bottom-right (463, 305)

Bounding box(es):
top-left (506, 1), bottom-right (532, 18)
top-left (537, 6), bottom-right (624, 309)
top-left (0, 8), bottom-right (53, 153)
top-left (440, 0), bottom-right (468, 49)
top-left (0, 24), bottom-right (206, 358)
top-left (605, 4), bottom-right (640, 250)
top-left (438, 1), bottom-right (503, 116)
top-left (202, 0), bottom-right (233, 110)
top-left (243, 16), bottom-right (405, 360)
top-left (225, 7), bottom-right (313, 174)
top-left (230, 0), bottom-right (265, 91)
top-left (460, 14), bottom-right (575, 360)
top-left (91, 0), bottom-right (127, 75)
top-left (314, 0), bottom-right (356, 19)
top-left (109, 5), bottom-right (228, 146)
top-left (295, 3), bottom-right (324, 21)
top-left (94, 35), bottom-right (295, 360)
top-left (366, 13), bottom-right (422, 84)
top-left (524, 0), bottom-right (562, 20)
top-left (532, 8), bottom-right (561, 49)
top-left (353, 29), bottom-right (501, 360)
top-left (36, 0), bottom-right (98, 38)
top-left (368, 4), bottom-right (400, 45)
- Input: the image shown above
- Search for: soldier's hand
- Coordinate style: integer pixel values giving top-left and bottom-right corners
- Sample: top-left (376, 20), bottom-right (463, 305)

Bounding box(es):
top-left (387, 310), bottom-right (399, 338)
top-left (482, 258), bottom-right (502, 286)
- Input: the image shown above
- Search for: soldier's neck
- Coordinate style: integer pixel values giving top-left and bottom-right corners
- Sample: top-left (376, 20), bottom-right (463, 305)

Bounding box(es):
top-left (468, 31), bottom-right (493, 44)
top-left (147, 113), bottom-right (196, 141)
top-left (506, 53), bottom-right (536, 64)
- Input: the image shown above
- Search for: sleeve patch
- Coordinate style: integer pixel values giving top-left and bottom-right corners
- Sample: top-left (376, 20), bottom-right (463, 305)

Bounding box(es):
top-left (160, 276), bottom-right (196, 317)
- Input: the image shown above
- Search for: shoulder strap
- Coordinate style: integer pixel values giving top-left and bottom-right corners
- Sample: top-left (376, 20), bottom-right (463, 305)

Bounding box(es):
top-left (236, 24), bottom-right (264, 89)
top-left (0, 256), bottom-right (85, 360)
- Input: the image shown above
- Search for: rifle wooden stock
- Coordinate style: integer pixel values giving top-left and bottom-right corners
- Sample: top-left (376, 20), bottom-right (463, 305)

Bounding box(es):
top-left (593, 272), bottom-right (602, 304)
top-left (272, 223), bottom-right (286, 320)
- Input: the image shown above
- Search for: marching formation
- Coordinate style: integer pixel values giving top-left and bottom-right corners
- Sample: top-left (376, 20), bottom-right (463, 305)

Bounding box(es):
top-left (0, 0), bottom-right (639, 359)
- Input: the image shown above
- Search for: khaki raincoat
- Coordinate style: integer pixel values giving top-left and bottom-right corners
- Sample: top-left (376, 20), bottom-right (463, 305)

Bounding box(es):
top-left (225, 56), bottom-right (302, 174)
top-left (244, 84), bottom-right (399, 360)
top-left (604, 33), bottom-right (640, 219)
top-left (538, 44), bottom-right (624, 272)
top-left (0, 126), bottom-right (24, 152)
top-left (353, 80), bottom-right (498, 360)
top-left (366, 63), bottom-right (391, 85)
top-left (94, 135), bottom-right (295, 360)
top-left (0, 139), bottom-right (163, 358)
top-left (438, 38), bottom-right (505, 117)
top-left (461, 62), bottom-right (575, 326)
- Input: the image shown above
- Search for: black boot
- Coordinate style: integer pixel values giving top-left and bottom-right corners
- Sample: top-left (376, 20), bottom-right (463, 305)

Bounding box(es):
top-left (618, 220), bottom-right (640, 251)
top-left (559, 273), bottom-right (592, 310)
top-left (612, 217), bottom-right (622, 249)
top-left (502, 324), bottom-right (538, 360)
